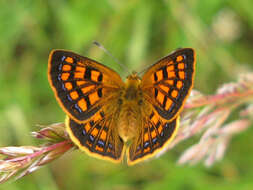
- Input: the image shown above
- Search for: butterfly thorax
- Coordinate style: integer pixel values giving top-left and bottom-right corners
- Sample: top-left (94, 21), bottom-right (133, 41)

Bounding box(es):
top-left (117, 73), bottom-right (144, 142)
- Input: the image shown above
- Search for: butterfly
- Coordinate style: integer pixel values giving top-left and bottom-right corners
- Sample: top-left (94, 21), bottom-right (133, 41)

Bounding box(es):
top-left (48, 48), bottom-right (196, 165)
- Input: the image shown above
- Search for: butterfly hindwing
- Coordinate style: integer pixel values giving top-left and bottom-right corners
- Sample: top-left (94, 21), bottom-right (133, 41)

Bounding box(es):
top-left (127, 111), bottom-right (179, 165)
top-left (48, 50), bottom-right (124, 122)
top-left (141, 48), bottom-right (195, 121)
top-left (66, 110), bottom-right (125, 162)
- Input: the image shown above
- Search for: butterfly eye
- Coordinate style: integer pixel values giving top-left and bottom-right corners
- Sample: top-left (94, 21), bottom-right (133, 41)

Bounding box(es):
top-left (138, 99), bottom-right (143, 105)
top-left (118, 98), bottom-right (123, 105)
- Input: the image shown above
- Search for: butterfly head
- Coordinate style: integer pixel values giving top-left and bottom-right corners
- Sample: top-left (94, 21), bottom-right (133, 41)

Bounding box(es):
top-left (126, 71), bottom-right (141, 83)
top-left (124, 72), bottom-right (142, 100)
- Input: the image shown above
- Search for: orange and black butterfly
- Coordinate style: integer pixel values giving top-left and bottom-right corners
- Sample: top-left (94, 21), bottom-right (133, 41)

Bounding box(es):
top-left (48, 48), bottom-right (196, 165)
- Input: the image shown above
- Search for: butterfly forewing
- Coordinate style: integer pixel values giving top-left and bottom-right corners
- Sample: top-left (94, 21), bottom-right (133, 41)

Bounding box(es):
top-left (141, 48), bottom-right (196, 121)
top-left (48, 50), bottom-right (124, 122)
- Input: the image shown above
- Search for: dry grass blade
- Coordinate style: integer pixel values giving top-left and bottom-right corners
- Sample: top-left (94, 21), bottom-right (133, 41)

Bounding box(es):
top-left (1, 73), bottom-right (253, 183)
top-left (174, 73), bottom-right (253, 166)
top-left (0, 123), bottom-right (74, 184)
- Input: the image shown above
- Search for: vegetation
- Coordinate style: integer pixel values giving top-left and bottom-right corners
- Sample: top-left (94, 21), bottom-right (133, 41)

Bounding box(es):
top-left (0, 0), bottom-right (253, 189)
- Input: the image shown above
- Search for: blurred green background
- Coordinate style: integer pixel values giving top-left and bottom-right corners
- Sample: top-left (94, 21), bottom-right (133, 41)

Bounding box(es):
top-left (1, 0), bottom-right (253, 189)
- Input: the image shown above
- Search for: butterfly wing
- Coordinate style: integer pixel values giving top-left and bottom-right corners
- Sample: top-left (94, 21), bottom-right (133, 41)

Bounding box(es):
top-left (127, 48), bottom-right (195, 165)
top-left (141, 48), bottom-right (196, 121)
top-left (49, 50), bottom-right (125, 162)
top-left (48, 49), bottom-right (124, 122)
top-left (66, 110), bottom-right (125, 162)
top-left (127, 111), bottom-right (179, 165)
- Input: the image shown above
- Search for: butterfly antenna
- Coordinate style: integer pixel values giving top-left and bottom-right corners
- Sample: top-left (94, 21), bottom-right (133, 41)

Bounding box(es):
top-left (137, 63), bottom-right (152, 76)
top-left (93, 41), bottom-right (130, 75)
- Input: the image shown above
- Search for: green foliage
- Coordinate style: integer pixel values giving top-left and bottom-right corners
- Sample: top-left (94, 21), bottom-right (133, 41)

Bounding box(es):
top-left (0, 0), bottom-right (253, 189)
